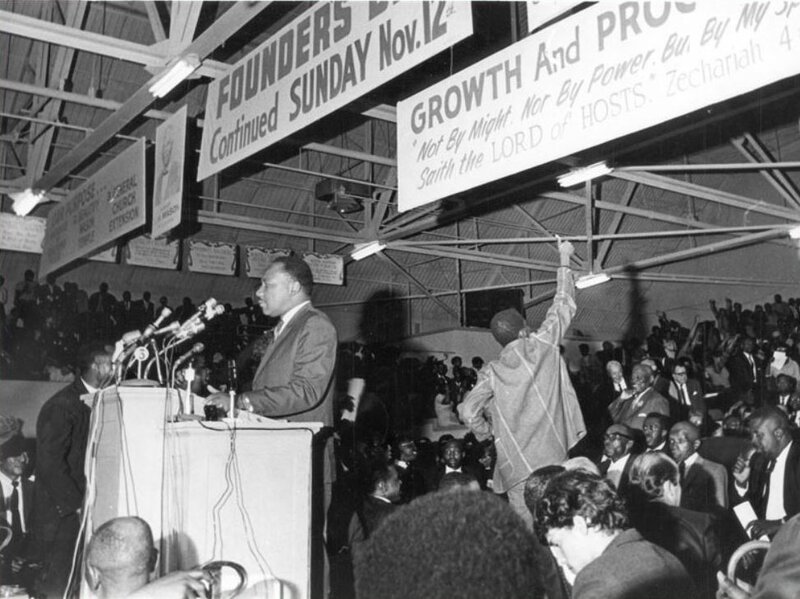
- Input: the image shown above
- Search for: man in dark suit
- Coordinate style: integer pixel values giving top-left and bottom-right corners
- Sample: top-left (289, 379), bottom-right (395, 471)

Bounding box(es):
top-left (0, 416), bottom-right (34, 587)
top-left (733, 406), bottom-right (800, 539)
top-left (32, 343), bottom-right (112, 598)
top-left (727, 336), bottom-right (762, 406)
top-left (349, 463), bottom-right (401, 544)
top-left (643, 413), bottom-right (671, 453)
top-left (206, 255), bottom-right (337, 598)
top-left (598, 423), bottom-right (639, 500)
top-left (667, 364), bottom-right (707, 425)
top-left (669, 421), bottom-right (728, 514)
top-left (430, 438), bottom-right (482, 491)
top-left (609, 363), bottom-right (671, 430)
top-left (393, 437), bottom-right (427, 503)
top-left (537, 470), bottom-right (695, 599)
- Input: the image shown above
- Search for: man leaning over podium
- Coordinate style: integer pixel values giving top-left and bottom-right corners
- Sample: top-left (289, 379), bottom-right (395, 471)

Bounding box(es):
top-left (206, 254), bottom-right (338, 597)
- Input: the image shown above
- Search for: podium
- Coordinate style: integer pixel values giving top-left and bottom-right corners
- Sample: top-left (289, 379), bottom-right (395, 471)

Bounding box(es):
top-left (87, 386), bottom-right (319, 598)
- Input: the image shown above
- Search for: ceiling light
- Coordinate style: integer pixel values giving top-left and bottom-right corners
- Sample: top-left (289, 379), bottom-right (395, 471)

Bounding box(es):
top-left (557, 161), bottom-right (612, 188)
top-left (788, 225), bottom-right (800, 239)
top-left (10, 188), bottom-right (46, 216)
top-left (149, 55), bottom-right (201, 98)
top-left (351, 241), bottom-right (386, 261)
top-left (575, 272), bottom-right (611, 289)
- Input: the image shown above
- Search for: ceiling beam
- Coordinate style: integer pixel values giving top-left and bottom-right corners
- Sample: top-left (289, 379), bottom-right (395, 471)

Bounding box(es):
top-left (376, 252), bottom-right (460, 319)
top-left (0, 9), bottom-right (229, 79)
top-left (732, 133), bottom-right (800, 210)
top-left (143, 1), bottom-right (167, 42)
top-left (596, 181), bottom-right (637, 268)
top-left (32, 1), bottom-right (271, 193)
top-left (610, 171), bottom-right (800, 220)
top-left (167, 1), bottom-right (204, 57)
top-left (386, 244), bottom-right (560, 273)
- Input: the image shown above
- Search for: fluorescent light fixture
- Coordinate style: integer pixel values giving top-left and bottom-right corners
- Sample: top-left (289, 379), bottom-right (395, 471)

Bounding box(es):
top-left (575, 272), bottom-right (611, 289)
top-left (10, 188), bottom-right (46, 216)
top-left (351, 241), bottom-right (386, 261)
top-left (557, 161), bottom-right (612, 188)
top-left (789, 225), bottom-right (800, 239)
top-left (149, 54), bottom-right (201, 98)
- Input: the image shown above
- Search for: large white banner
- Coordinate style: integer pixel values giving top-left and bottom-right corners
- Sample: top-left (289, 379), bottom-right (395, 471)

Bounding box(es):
top-left (125, 235), bottom-right (180, 269)
top-left (0, 213), bottom-right (45, 254)
top-left (525, 1), bottom-right (584, 33)
top-left (40, 138), bottom-right (146, 275)
top-left (397, 2), bottom-right (800, 211)
top-left (198, 1), bottom-right (473, 180)
top-left (152, 105), bottom-right (187, 239)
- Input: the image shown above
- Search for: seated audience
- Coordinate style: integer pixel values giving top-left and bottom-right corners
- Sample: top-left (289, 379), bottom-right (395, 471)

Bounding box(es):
top-left (536, 469), bottom-right (696, 599)
top-left (353, 491), bottom-right (542, 599)
top-left (0, 416), bottom-right (34, 587)
top-left (733, 406), bottom-right (800, 539)
top-left (85, 516), bottom-right (209, 598)
top-left (598, 423), bottom-right (639, 499)
top-left (669, 422), bottom-right (728, 512)
top-left (627, 452), bottom-right (722, 599)
top-left (767, 373), bottom-right (800, 416)
top-left (668, 363), bottom-right (707, 426)
top-left (609, 363), bottom-right (670, 430)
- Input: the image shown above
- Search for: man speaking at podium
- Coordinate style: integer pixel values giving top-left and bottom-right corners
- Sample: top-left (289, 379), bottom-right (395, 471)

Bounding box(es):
top-left (206, 254), bottom-right (338, 597)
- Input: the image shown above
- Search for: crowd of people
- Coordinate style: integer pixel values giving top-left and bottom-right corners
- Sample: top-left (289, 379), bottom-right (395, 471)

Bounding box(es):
top-left (3, 242), bottom-right (800, 598)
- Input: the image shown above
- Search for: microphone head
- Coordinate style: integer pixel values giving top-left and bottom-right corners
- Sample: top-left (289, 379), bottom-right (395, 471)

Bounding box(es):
top-left (159, 306), bottom-right (172, 319)
top-left (192, 342), bottom-right (205, 354)
top-left (121, 330), bottom-right (141, 345)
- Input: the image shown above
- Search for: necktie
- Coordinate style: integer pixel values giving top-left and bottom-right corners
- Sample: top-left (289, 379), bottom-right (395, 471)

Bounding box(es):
top-left (763, 459), bottom-right (775, 500)
top-left (681, 384), bottom-right (690, 406)
top-left (9, 480), bottom-right (22, 540)
top-left (678, 462), bottom-right (686, 485)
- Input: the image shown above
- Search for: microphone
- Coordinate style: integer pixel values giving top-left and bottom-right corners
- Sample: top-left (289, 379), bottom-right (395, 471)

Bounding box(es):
top-left (175, 299), bottom-right (217, 337)
top-left (112, 329), bottom-right (142, 362)
top-left (141, 307), bottom-right (173, 341)
top-left (150, 321), bottom-right (180, 337)
top-left (175, 321), bottom-right (206, 341)
top-left (173, 343), bottom-right (204, 370)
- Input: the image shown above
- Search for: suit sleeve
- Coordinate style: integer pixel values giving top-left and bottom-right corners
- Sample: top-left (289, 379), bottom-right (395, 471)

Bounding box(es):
top-left (458, 369), bottom-right (494, 441)
top-left (36, 401), bottom-right (83, 516)
top-left (246, 314), bottom-right (337, 417)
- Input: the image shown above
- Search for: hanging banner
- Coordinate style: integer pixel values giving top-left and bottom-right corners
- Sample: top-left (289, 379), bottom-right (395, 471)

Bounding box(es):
top-left (88, 246), bottom-right (118, 263)
top-left (525, 1), bottom-right (584, 33)
top-left (244, 246), bottom-right (292, 278)
top-left (0, 214), bottom-right (45, 254)
top-left (303, 252), bottom-right (344, 286)
top-left (125, 235), bottom-right (180, 270)
top-left (40, 138), bottom-right (146, 276)
top-left (152, 105), bottom-right (187, 239)
top-left (187, 240), bottom-right (237, 275)
top-left (397, 2), bottom-right (800, 211)
top-left (197, 1), bottom-right (473, 180)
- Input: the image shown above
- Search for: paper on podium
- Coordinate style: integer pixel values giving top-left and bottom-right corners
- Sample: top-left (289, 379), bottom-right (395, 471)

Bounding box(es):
top-left (733, 502), bottom-right (769, 541)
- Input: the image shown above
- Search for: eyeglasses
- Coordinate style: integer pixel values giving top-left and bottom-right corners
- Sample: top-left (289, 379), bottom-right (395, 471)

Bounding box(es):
top-left (604, 433), bottom-right (630, 441)
top-left (673, 371), bottom-right (687, 376)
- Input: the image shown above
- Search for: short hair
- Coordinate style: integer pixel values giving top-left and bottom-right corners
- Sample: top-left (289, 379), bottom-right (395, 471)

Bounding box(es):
top-left (524, 465), bottom-right (565, 517)
top-left (561, 456), bottom-right (600, 476)
top-left (644, 413), bottom-right (671, 430)
top-left (354, 492), bottom-right (540, 599)
top-left (669, 421), bottom-right (700, 444)
top-left (437, 471), bottom-right (479, 493)
top-left (632, 363), bottom-right (654, 383)
top-left (776, 374), bottom-right (797, 391)
top-left (536, 470), bottom-right (629, 534)
top-left (628, 452), bottom-right (679, 501)
top-left (606, 360), bottom-right (623, 374)
top-left (369, 463), bottom-right (398, 494)
top-left (86, 517), bottom-right (155, 582)
top-left (270, 255), bottom-right (313, 296)
top-left (490, 308), bottom-right (525, 347)
top-left (750, 405), bottom-right (791, 430)
top-left (76, 342), bottom-right (110, 376)
top-left (440, 438), bottom-right (464, 456)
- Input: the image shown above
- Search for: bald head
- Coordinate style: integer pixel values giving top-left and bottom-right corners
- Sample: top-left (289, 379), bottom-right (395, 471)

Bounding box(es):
top-left (670, 421), bottom-right (700, 444)
top-left (87, 517), bottom-right (156, 597)
top-left (490, 308), bottom-right (525, 347)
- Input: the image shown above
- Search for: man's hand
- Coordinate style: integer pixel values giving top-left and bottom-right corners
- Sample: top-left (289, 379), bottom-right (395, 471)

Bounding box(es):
top-left (128, 569), bottom-right (212, 599)
top-left (716, 572), bottom-right (750, 599)
top-left (204, 392), bottom-right (233, 417)
top-left (557, 238), bottom-right (574, 267)
top-left (733, 452), bottom-right (753, 486)
top-left (747, 518), bottom-right (783, 539)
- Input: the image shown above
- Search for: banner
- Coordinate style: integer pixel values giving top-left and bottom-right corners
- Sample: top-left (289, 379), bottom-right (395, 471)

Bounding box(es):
top-left (198, 1), bottom-right (473, 180)
top-left (40, 138), bottom-right (146, 275)
top-left (303, 252), bottom-right (344, 285)
top-left (88, 246), bottom-right (118, 263)
top-left (125, 235), bottom-right (180, 269)
top-left (526, 1), bottom-right (584, 33)
top-left (152, 105), bottom-right (187, 238)
top-left (397, 2), bottom-right (800, 211)
top-left (0, 213), bottom-right (45, 254)
top-left (244, 246), bottom-right (292, 278)
top-left (187, 240), bottom-right (237, 275)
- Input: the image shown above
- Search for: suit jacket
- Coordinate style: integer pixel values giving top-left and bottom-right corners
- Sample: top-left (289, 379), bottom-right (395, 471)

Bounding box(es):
top-left (33, 378), bottom-right (91, 529)
top-left (681, 455), bottom-right (728, 513)
top-left (245, 303), bottom-right (338, 482)
top-left (573, 528), bottom-right (696, 599)
top-left (741, 442), bottom-right (800, 521)
top-left (430, 463), bottom-right (483, 491)
top-left (599, 452), bottom-right (637, 500)
top-left (632, 502), bottom-right (721, 599)
top-left (727, 351), bottom-right (762, 403)
top-left (348, 496), bottom-right (396, 544)
top-left (667, 378), bottom-right (707, 421)
top-left (394, 461), bottom-right (428, 503)
top-left (0, 476), bottom-right (34, 553)
top-left (608, 387), bottom-right (670, 430)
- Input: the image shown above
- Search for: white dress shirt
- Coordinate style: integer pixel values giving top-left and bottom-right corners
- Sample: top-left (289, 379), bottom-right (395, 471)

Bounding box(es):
top-left (766, 441), bottom-right (792, 521)
top-left (0, 471), bottom-right (25, 533)
top-left (275, 300), bottom-right (310, 338)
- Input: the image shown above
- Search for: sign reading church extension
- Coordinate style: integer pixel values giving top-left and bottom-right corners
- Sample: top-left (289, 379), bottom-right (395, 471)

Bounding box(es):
top-left (197, 1), bottom-right (473, 180)
top-left (397, 2), bottom-right (800, 211)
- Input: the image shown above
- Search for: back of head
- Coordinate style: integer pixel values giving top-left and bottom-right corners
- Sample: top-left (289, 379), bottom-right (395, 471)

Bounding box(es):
top-left (490, 308), bottom-right (526, 347)
top-left (628, 452), bottom-right (679, 501)
top-left (76, 342), bottom-right (110, 377)
top-left (272, 255), bottom-right (313, 297)
top-left (87, 517), bottom-right (155, 595)
top-left (437, 471), bottom-right (480, 493)
top-left (354, 492), bottom-right (540, 599)
top-left (524, 465), bottom-right (565, 518)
